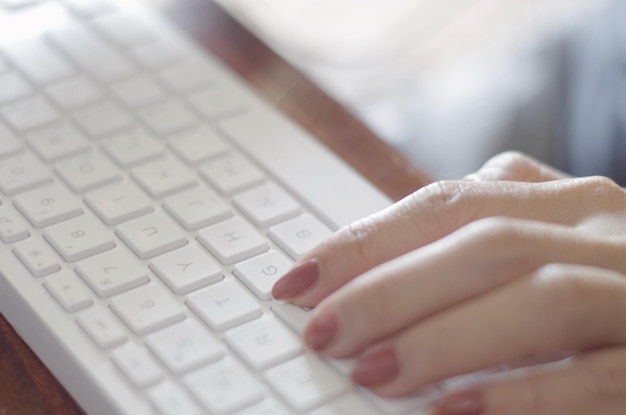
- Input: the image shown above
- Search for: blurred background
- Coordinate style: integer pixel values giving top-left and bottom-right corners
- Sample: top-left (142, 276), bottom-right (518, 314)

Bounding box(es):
top-left (215, 0), bottom-right (625, 183)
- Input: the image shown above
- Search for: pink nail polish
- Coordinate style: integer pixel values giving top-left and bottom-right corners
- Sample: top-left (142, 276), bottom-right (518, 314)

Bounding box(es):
top-left (351, 347), bottom-right (399, 388)
top-left (430, 390), bottom-right (485, 415)
top-left (305, 307), bottom-right (338, 350)
top-left (272, 258), bottom-right (319, 300)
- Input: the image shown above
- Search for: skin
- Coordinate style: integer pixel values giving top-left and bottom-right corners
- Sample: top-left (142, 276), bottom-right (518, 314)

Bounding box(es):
top-left (272, 151), bottom-right (626, 414)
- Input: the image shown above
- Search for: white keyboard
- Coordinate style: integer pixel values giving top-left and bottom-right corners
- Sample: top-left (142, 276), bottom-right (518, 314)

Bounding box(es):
top-left (0, 1), bottom-right (442, 414)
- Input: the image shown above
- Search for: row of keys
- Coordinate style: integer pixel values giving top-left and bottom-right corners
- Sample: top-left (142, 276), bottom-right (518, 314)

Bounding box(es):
top-left (104, 313), bottom-right (382, 414)
top-left (0, 144), bottom-right (261, 202)
top-left (10, 208), bottom-right (330, 285)
top-left (0, 57), bottom-right (226, 140)
top-left (0, 76), bottom-right (230, 139)
top-left (165, 354), bottom-right (348, 414)
top-left (20, 107), bottom-right (232, 167)
top-left (112, 320), bottom-right (418, 415)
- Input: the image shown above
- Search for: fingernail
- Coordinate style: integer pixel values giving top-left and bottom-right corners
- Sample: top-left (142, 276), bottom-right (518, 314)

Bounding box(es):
top-left (304, 306), bottom-right (339, 350)
top-left (429, 390), bottom-right (485, 415)
top-left (351, 347), bottom-right (399, 388)
top-left (272, 258), bottom-right (319, 300)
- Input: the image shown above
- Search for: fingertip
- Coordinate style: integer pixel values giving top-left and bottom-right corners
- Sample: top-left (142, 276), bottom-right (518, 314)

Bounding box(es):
top-left (351, 346), bottom-right (400, 388)
top-left (272, 258), bottom-right (320, 301)
top-left (428, 389), bottom-right (486, 415)
top-left (303, 305), bottom-right (339, 351)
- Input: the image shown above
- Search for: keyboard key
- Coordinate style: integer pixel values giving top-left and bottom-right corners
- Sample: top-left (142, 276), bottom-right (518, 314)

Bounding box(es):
top-left (146, 319), bottom-right (224, 374)
top-left (235, 399), bottom-right (291, 415)
top-left (1, 95), bottom-right (60, 131)
top-left (147, 381), bottom-right (204, 415)
top-left (197, 217), bottom-right (269, 265)
top-left (111, 76), bottom-right (166, 109)
top-left (200, 153), bottom-right (264, 194)
top-left (150, 245), bottom-right (223, 295)
top-left (326, 356), bottom-right (355, 377)
top-left (168, 125), bottom-right (230, 166)
top-left (187, 86), bottom-right (247, 120)
top-left (310, 394), bottom-right (382, 415)
top-left (45, 77), bottom-right (103, 110)
top-left (224, 315), bottom-right (301, 370)
top-left (44, 215), bottom-right (115, 262)
top-left (72, 101), bottom-right (133, 138)
top-left (0, 153), bottom-right (52, 196)
top-left (92, 12), bottom-right (154, 47)
top-left (27, 121), bottom-right (90, 162)
top-left (184, 358), bottom-right (265, 415)
top-left (163, 186), bottom-right (232, 231)
top-left (131, 157), bottom-right (196, 199)
top-left (48, 22), bottom-right (135, 82)
top-left (362, 388), bottom-right (439, 415)
top-left (0, 122), bottom-right (24, 159)
top-left (158, 61), bottom-right (216, 93)
top-left (116, 212), bottom-right (188, 259)
top-left (110, 283), bottom-right (186, 335)
top-left (265, 354), bottom-right (348, 412)
top-left (75, 247), bottom-right (149, 298)
top-left (111, 342), bottom-right (164, 388)
top-left (76, 309), bottom-right (127, 349)
top-left (269, 214), bottom-right (333, 259)
top-left (200, 153), bottom-right (264, 195)
top-left (13, 235), bottom-right (61, 277)
top-left (271, 302), bottom-right (313, 336)
top-left (85, 181), bottom-right (153, 226)
top-left (0, 72), bottom-right (33, 104)
top-left (0, 205), bottom-right (30, 243)
top-left (131, 40), bottom-right (185, 69)
top-left (233, 182), bottom-right (301, 228)
top-left (43, 272), bottom-right (93, 312)
top-left (186, 279), bottom-right (262, 331)
top-left (14, 183), bottom-right (83, 229)
top-left (101, 127), bottom-right (163, 168)
top-left (64, 0), bottom-right (113, 18)
top-left (140, 100), bottom-right (197, 136)
top-left (2, 36), bottom-right (74, 84)
top-left (55, 152), bottom-right (121, 193)
top-left (233, 251), bottom-right (293, 301)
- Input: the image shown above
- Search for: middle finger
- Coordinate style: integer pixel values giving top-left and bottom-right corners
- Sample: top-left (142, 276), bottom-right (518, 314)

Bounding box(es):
top-left (305, 218), bottom-right (625, 357)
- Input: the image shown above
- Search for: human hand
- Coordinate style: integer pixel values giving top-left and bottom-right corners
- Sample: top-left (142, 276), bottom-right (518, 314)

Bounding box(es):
top-left (272, 152), bottom-right (626, 415)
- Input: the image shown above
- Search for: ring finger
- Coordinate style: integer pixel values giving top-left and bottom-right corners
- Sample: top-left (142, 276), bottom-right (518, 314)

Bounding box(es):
top-left (350, 264), bottom-right (626, 397)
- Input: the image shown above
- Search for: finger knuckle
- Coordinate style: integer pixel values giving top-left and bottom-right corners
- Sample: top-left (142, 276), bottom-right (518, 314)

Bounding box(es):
top-left (338, 217), bottom-right (380, 262)
top-left (412, 180), bottom-right (476, 233)
top-left (460, 217), bottom-right (532, 261)
top-left (577, 175), bottom-right (625, 201)
top-left (462, 217), bottom-right (523, 243)
top-left (486, 151), bottom-right (534, 172)
top-left (477, 151), bottom-right (539, 181)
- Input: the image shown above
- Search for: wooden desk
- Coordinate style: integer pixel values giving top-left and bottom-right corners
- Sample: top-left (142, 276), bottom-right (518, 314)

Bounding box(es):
top-left (0, 1), bottom-right (431, 414)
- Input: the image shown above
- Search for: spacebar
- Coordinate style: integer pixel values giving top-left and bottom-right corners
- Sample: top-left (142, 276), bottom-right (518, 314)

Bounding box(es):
top-left (217, 108), bottom-right (391, 230)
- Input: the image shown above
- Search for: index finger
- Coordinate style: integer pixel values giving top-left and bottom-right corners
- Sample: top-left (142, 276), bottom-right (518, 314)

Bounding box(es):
top-left (272, 177), bottom-right (625, 307)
